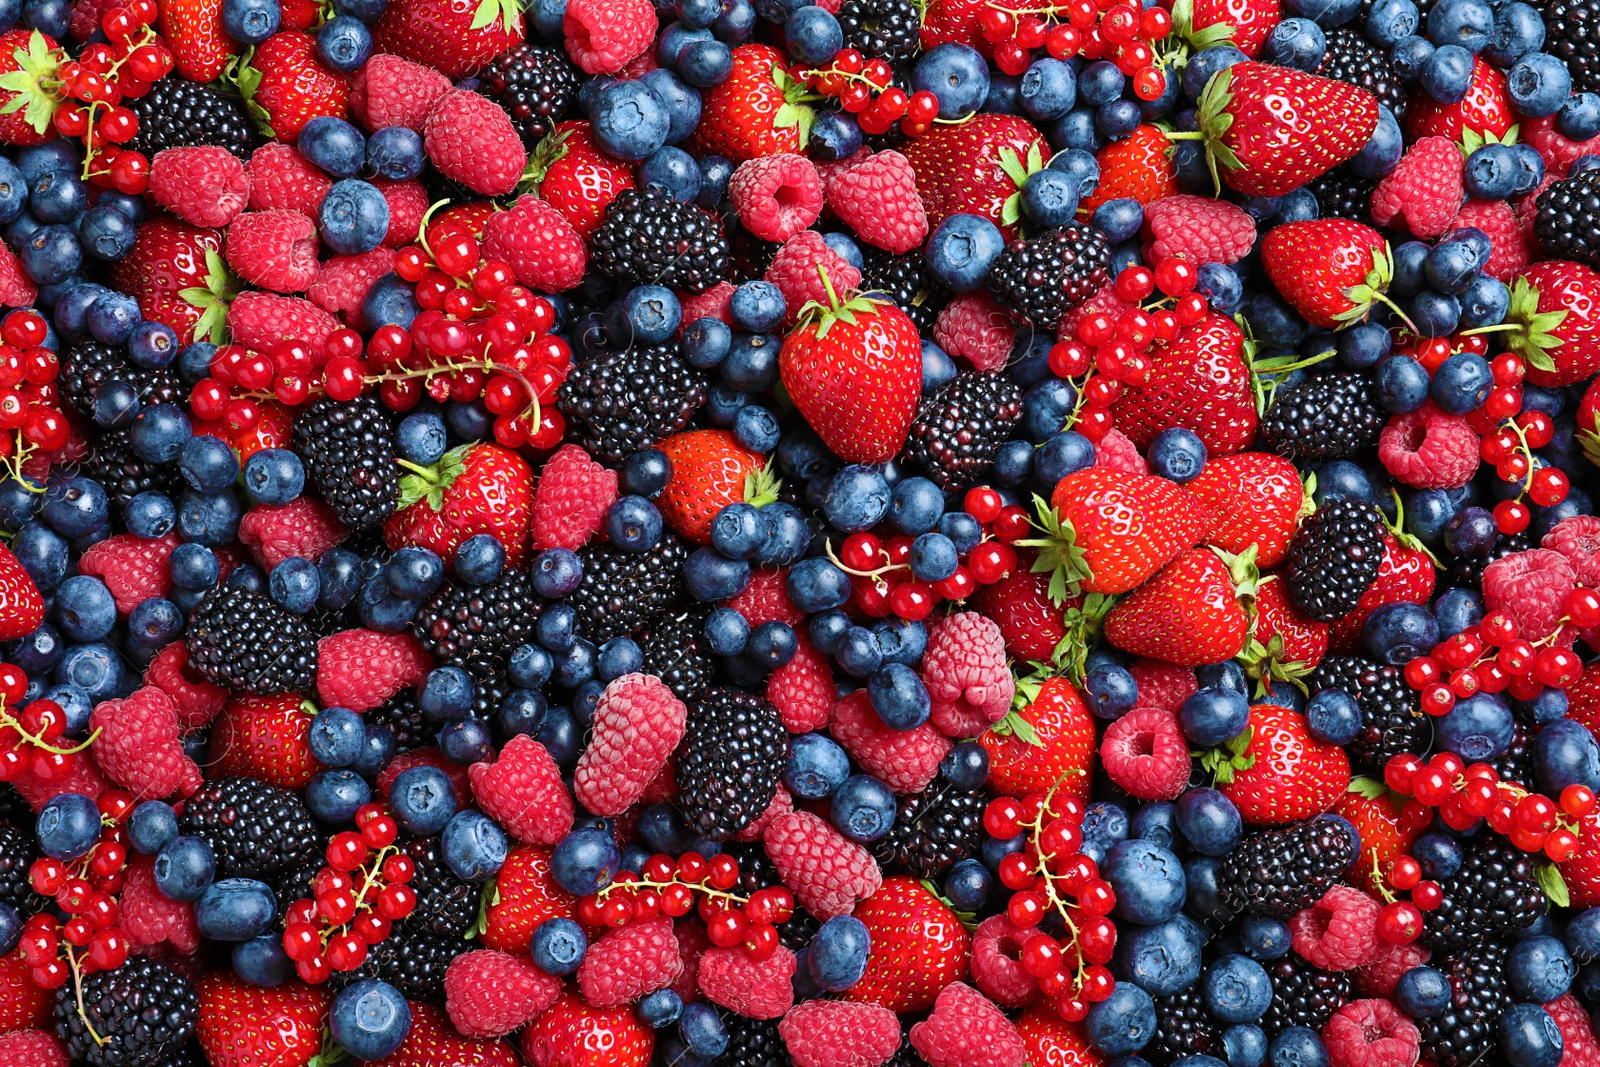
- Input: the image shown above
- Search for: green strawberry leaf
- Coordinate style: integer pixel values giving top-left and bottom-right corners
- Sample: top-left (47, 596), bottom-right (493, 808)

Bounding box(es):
top-left (1503, 276), bottom-right (1565, 373)
top-left (1001, 192), bottom-right (1022, 227)
top-left (305, 1028), bottom-right (350, 1067)
top-left (470, 0), bottom-right (522, 34)
top-left (995, 146), bottom-right (1031, 188)
top-left (179, 248), bottom-right (240, 345)
top-left (1537, 861), bottom-right (1571, 908)
top-left (520, 126), bottom-right (573, 193)
top-left (919, 879), bottom-right (979, 928)
top-left (0, 31), bottom-right (62, 135)
top-left (743, 462), bottom-right (782, 508)
top-left (990, 708), bottom-right (1043, 747)
top-left (1347, 775), bottom-right (1388, 800)
top-left (395, 444), bottom-right (471, 512)
top-left (1579, 413), bottom-right (1600, 470)
top-left (1015, 493), bottom-right (1092, 604)
top-left (465, 878), bottom-right (501, 940)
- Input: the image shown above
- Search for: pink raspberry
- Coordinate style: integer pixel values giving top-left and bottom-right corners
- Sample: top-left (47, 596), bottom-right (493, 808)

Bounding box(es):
top-left (226, 210), bottom-right (320, 293)
top-left (1448, 199), bottom-right (1527, 281)
top-left (1370, 137), bottom-right (1465, 238)
top-left (577, 917), bottom-right (683, 1008)
top-left (88, 686), bottom-right (202, 800)
top-left (12, 750), bottom-right (106, 811)
top-left (728, 567), bottom-right (805, 626)
top-left (1524, 114), bottom-right (1600, 179)
top-left (814, 147), bottom-right (869, 188)
top-left (119, 854), bottom-right (200, 953)
top-left (424, 90), bottom-right (528, 197)
top-left (1482, 548), bottom-right (1578, 645)
top-left (680, 282), bottom-right (735, 327)
top-left (1095, 428), bottom-right (1150, 475)
top-left (237, 497), bottom-right (349, 571)
top-left (350, 53), bottom-right (452, 132)
top-left (228, 292), bottom-right (339, 353)
top-left (1322, 999), bottom-right (1420, 1067)
top-left (1543, 516), bottom-right (1600, 588)
top-left (316, 629), bottom-right (431, 712)
top-left (1355, 939), bottom-right (1429, 999)
top-left (470, 734), bottom-right (576, 846)
top-left (763, 810), bottom-right (883, 919)
top-left (0, 1030), bottom-right (68, 1067)
top-left (574, 674), bottom-right (687, 816)
top-left (1141, 194), bottom-right (1256, 266)
top-left (444, 949), bottom-right (563, 1038)
top-left (482, 195), bottom-right (588, 293)
top-left (1129, 659), bottom-right (1198, 714)
top-left (829, 689), bottom-right (950, 795)
top-left (697, 944), bottom-right (797, 1019)
top-left (923, 612), bottom-right (1012, 720)
top-left (933, 291), bottom-right (1012, 373)
top-left (969, 915), bottom-right (1041, 1008)
top-left (909, 982), bottom-right (1027, 1067)
top-left (144, 642), bottom-right (227, 733)
top-left (531, 444), bottom-right (616, 551)
top-left (729, 153), bottom-right (823, 242)
top-left (779, 999), bottom-right (903, 1067)
top-left (374, 178), bottom-right (427, 248)
top-left (1544, 995), bottom-right (1600, 1067)
top-left (1377, 403), bottom-right (1480, 489)
top-left (1290, 885), bottom-right (1383, 971)
top-left (246, 143), bottom-right (332, 217)
top-left (563, 0), bottom-right (658, 73)
top-left (825, 150), bottom-right (929, 254)
top-left (765, 231), bottom-right (862, 328)
top-left (734, 785), bottom-right (794, 843)
top-left (1100, 707), bottom-right (1191, 801)
top-left (309, 248), bottom-right (396, 323)
top-left (767, 633), bottom-right (833, 733)
top-left (1058, 281), bottom-right (1133, 342)
top-left (77, 532), bottom-right (178, 614)
top-left (672, 918), bottom-right (710, 1003)
top-left (149, 146), bottom-right (250, 228)
top-left (0, 244), bottom-right (35, 308)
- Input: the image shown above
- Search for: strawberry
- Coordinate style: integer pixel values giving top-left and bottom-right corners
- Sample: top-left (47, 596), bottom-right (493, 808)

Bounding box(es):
top-left (1337, 784), bottom-right (1418, 897)
top-left (844, 877), bottom-right (971, 1014)
top-left (1104, 547), bottom-right (1255, 667)
top-left (1240, 575), bottom-right (1331, 690)
top-left (0, 540), bottom-right (43, 641)
top-left (371, 1002), bottom-right (522, 1067)
top-left (900, 114), bottom-right (1050, 241)
top-left (109, 215), bottom-right (233, 346)
top-left (479, 844), bottom-right (578, 953)
top-left (1185, 452), bottom-right (1305, 568)
top-left (195, 973), bottom-right (327, 1067)
top-left (160, 0), bottom-right (236, 83)
top-left (1260, 219), bottom-right (1399, 329)
top-left (1505, 260), bottom-right (1600, 388)
top-left (384, 442), bottom-right (533, 569)
top-left (919, 0), bottom-right (989, 54)
top-left (1110, 311), bottom-right (1257, 454)
top-left (0, 30), bottom-right (66, 146)
top-left (521, 990), bottom-right (653, 1067)
top-left (521, 121), bottom-right (636, 238)
top-left (1211, 703), bottom-right (1352, 825)
top-left (1328, 527), bottom-right (1437, 653)
top-left (778, 285), bottom-right (921, 465)
top-left (371, 0), bottom-right (522, 79)
top-left (970, 558), bottom-right (1067, 662)
top-left (692, 44), bottom-right (814, 164)
top-left (1182, 63), bottom-right (1380, 197)
top-left (0, 950), bottom-right (51, 1034)
top-left (209, 694), bottom-right (321, 788)
top-left (1017, 1007), bottom-right (1103, 1067)
top-left (1178, 0), bottom-right (1279, 57)
top-left (1079, 124), bottom-right (1179, 212)
top-left (653, 430), bottom-right (775, 545)
top-left (980, 675), bottom-right (1095, 800)
top-left (235, 31), bottom-right (350, 141)
top-left (1403, 56), bottom-right (1514, 145)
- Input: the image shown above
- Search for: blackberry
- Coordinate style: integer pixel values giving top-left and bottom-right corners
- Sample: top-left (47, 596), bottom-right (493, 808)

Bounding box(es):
top-left (1316, 28), bottom-right (1406, 117)
top-left (128, 76), bottom-right (254, 158)
top-left (269, 861), bottom-right (321, 920)
top-left (60, 341), bottom-right (184, 419)
top-left (330, 926), bottom-right (463, 1002)
top-left (178, 776), bottom-right (320, 879)
top-left (412, 570), bottom-right (543, 680)
top-left (1547, 0), bottom-right (1600, 95)
top-left (1284, 499), bottom-right (1386, 622)
top-left (0, 820), bottom-right (44, 915)
top-left (1216, 816), bottom-right (1359, 920)
top-left (1261, 955), bottom-right (1351, 1034)
top-left (1535, 167), bottom-right (1600, 269)
top-left (1307, 657), bottom-right (1429, 771)
top-left (721, 1016), bottom-right (792, 1067)
top-left (1258, 372), bottom-right (1386, 462)
top-left (900, 372), bottom-right (1026, 491)
top-left (837, 0), bottom-right (920, 61)
top-left (1447, 530), bottom-right (1531, 589)
top-left (365, 689), bottom-right (431, 752)
top-left (85, 427), bottom-right (186, 512)
top-left (871, 776), bottom-right (988, 878)
top-left (676, 687), bottom-right (789, 841)
top-left (1422, 836), bottom-right (1546, 955)
top-left (55, 956), bottom-right (198, 1067)
top-left (293, 394), bottom-right (401, 530)
top-left (477, 42), bottom-right (580, 145)
top-left (1303, 165), bottom-right (1377, 223)
top-left (557, 342), bottom-right (708, 465)
top-left (986, 222), bottom-right (1113, 331)
top-left (590, 186), bottom-right (730, 293)
top-left (185, 582), bottom-right (319, 695)
top-left (641, 606), bottom-right (715, 702)
top-left (1146, 989), bottom-right (1222, 1067)
top-left (1414, 944), bottom-right (1508, 1067)
top-left (568, 533), bottom-right (689, 643)
top-left (1492, 721), bottom-right (1533, 787)
top-left (861, 248), bottom-right (948, 334)
top-left (403, 835), bottom-right (481, 939)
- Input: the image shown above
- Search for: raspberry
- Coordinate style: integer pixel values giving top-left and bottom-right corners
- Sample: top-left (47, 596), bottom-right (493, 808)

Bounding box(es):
top-left (1289, 884), bottom-right (1383, 971)
top-left (445, 949), bottom-right (563, 1038)
top-left (909, 982), bottom-right (1028, 1067)
top-left (1128, 659), bottom-right (1198, 715)
top-left (1524, 114), bottom-right (1600, 180)
top-left (1376, 403), bottom-right (1480, 489)
top-left (767, 633), bottom-right (833, 733)
top-left (734, 785), bottom-right (793, 842)
top-left (1322, 999), bottom-right (1421, 1067)
top-left (680, 281), bottom-right (736, 327)
top-left (829, 689), bottom-right (951, 795)
top-left (969, 915), bottom-right (1042, 1008)
top-left (1095, 427), bottom-right (1150, 475)
top-left (1543, 516), bottom-right (1600, 588)
top-left (577, 917), bottom-right (684, 1008)
top-left (228, 292), bottom-right (339, 354)
top-left (470, 734), bottom-right (576, 846)
top-left (574, 673), bottom-right (687, 816)
top-left (730, 153), bottom-right (824, 243)
top-left (225, 210), bottom-right (320, 293)
top-left (309, 248), bottom-right (396, 322)
top-left (563, 0), bottom-right (658, 73)
top-left (316, 628), bottom-right (432, 712)
top-left (144, 641), bottom-right (228, 732)
top-left (529, 444), bottom-right (615, 554)
top-left (0, 1030), bottom-right (68, 1067)
top-left (12, 750), bottom-right (106, 811)
top-left (765, 231), bottom-right (863, 328)
top-left (374, 178), bottom-right (428, 248)
top-left (728, 567), bottom-right (805, 627)
top-left (237, 497), bottom-right (349, 572)
top-left (779, 999), bottom-right (903, 1067)
top-left (424, 90), bottom-right (528, 197)
top-left (1058, 281), bottom-right (1134, 342)
top-left (349, 53), bottom-right (452, 132)
top-left (246, 143), bottom-right (332, 218)
top-left (0, 244), bottom-right (36, 308)
top-left (825, 150), bottom-right (929, 254)
top-left (814, 147), bottom-right (869, 188)
top-left (149, 146), bottom-right (251, 228)
top-left (697, 943), bottom-right (798, 1019)
top-left (1448, 199), bottom-right (1527, 281)
top-left (1370, 137), bottom-right (1465, 239)
top-left (1482, 548), bottom-right (1578, 645)
top-left (672, 917), bottom-right (710, 1003)
top-left (1099, 707), bottom-right (1191, 801)
top-left (378, 747), bottom-right (471, 805)
top-left (1141, 194), bottom-right (1256, 266)
top-left (1544, 994), bottom-right (1600, 1067)
top-left (923, 611), bottom-right (1014, 737)
top-left (1354, 939), bottom-right (1429, 999)
top-left (119, 854), bottom-right (201, 954)
top-left (763, 809), bottom-right (883, 920)
top-left (932, 291), bottom-right (1012, 373)
top-left (88, 685), bottom-right (202, 800)
top-left (77, 532), bottom-right (178, 614)
top-left (482, 195), bottom-right (589, 294)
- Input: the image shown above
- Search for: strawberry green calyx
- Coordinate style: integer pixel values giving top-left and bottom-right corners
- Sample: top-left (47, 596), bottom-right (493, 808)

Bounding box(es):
top-left (0, 31), bottom-right (64, 136)
top-left (471, 0), bottom-right (523, 33)
top-left (743, 462), bottom-right (782, 508)
top-left (1579, 410), bottom-right (1600, 469)
top-left (1056, 592), bottom-right (1115, 684)
top-left (771, 64), bottom-right (819, 149)
top-left (1332, 242), bottom-right (1406, 329)
top-left (1197, 725), bottom-right (1255, 785)
top-left (519, 127), bottom-right (573, 193)
top-left (1537, 862), bottom-right (1570, 907)
top-left (226, 49), bottom-right (277, 138)
top-left (1158, 0), bottom-right (1235, 81)
top-left (1497, 276), bottom-right (1567, 374)
top-left (795, 265), bottom-right (891, 339)
top-left (1167, 65), bottom-right (1243, 195)
top-left (1238, 629), bottom-right (1312, 695)
top-left (996, 142), bottom-right (1047, 226)
top-left (396, 445), bottom-right (474, 511)
top-left (178, 249), bottom-right (240, 345)
top-left (1016, 493), bottom-right (1091, 603)
top-left (1215, 544), bottom-right (1259, 599)
top-left (466, 878), bottom-right (501, 940)
top-left (306, 1027), bottom-right (350, 1067)
top-left (1459, 124), bottom-right (1519, 156)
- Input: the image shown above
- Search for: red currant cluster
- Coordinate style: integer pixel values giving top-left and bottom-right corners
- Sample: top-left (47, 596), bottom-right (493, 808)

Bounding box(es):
top-left (587, 852), bottom-right (796, 962)
top-left (0, 666), bottom-right (100, 787)
top-left (1398, 602), bottom-right (1590, 717)
top-left (1386, 752), bottom-right (1595, 861)
top-left (798, 51), bottom-right (941, 137)
top-left (976, 0), bottom-right (1170, 92)
top-left (0, 312), bottom-right (70, 481)
top-left (280, 804), bottom-right (417, 984)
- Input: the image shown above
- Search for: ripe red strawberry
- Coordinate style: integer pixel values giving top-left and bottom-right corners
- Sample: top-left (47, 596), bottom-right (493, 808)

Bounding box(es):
top-left (237, 31), bottom-right (350, 141)
top-left (919, 0), bottom-right (989, 54)
top-left (1111, 312), bottom-right (1257, 454)
top-left (1507, 260), bottom-right (1600, 388)
top-left (1337, 785), bottom-right (1417, 896)
top-left (371, 0), bottom-right (522, 79)
top-left (1184, 63), bottom-right (1380, 196)
top-left (1104, 547), bottom-right (1254, 666)
top-left (161, 0), bottom-right (236, 83)
top-left (1213, 703), bottom-right (1352, 825)
top-left (980, 675), bottom-right (1095, 801)
top-left (844, 878), bottom-right (972, 1014)
top-left (521, 990), bottom-right (654, 1067)
top-left (1017, 1007), bottom-right (1102, 1067)
top-left (523, 121), bottom-right (636, 238)
top-left (1080, 124), bottom-right (1180, 211)
top-left (109, 215), bottom-right (231, 346)
top-left (1182, 0), bottom-right (1280, 57)
top-left (1261, 219), bottom-right (1397, 329)
top-left (209, 694), bottom-right (320, 788)
top-left (370, 1002), bottom-right (522, 1067)
top-left (0, 950), bottom-right (51, 1033)
top-left (779, 289), bottom-right (921, 465)
top-left (0, 30), bottom-right (66, 146)
top-left (693, 44), bottom-right (812, 164)
top-left (0, 540), bottom-right (43, 641)
top-left (970, 558), bottom-right (1067, 662)
top-left (480, 844), bottom-right (578, 953)
top-left (900, 114), bottom-right (1049, 241)
top-left (1185, 452), bottom-right (1305, 568)
top-left (653, 430), bottom-right (773, 545)
top-left (1328, 530), bottom-right (1436, 652)
top-left (1403, 56), bottom-right (1514, 144)
top-left (195, 973), bottom-right (327, 1067)
top-left (1241, 575), bottom-right (1331, 688)
top-left (384, 442), bottom-right (533, 569)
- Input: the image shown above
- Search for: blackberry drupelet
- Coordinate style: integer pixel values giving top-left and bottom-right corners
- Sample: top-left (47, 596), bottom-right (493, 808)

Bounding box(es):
top-left (403, 835), bottom-right (481, 938)
top-left (293, 394), bottom-right (401, 530)
top-left (861, 248), bottom-right (948, 334)
top-left (986, 222), bottom-right (1113, 331)
top-left (128, 76), bottom-right (254, 158)
top-left (871, 776), bottom-right (988, 879)
top-left (1146, 989), bottom-right (1221, 1067)
top-left (1422, 836), bottom-right (1546, 955)
top-left (178, 776), bottom-right (321, 879)
top-left (61, 341), bottom-right (184, 418)
top-left (86, 427), bottom-right (187, 512)
top-left (55, 956), bottom-right (198, 1067)
top-left (1216, 816), bottom-right (1359, 920)
top-left (900, 372), bottom-right (1026, 491)
top-left (557, 342), bottom-right (708, 466)
top-left (837, 0), bottom-right (921, 61)
top-left (1535, 167), bottom-right (1600, 269)
top-left (1284, 499), bottom-right (1386, 622)
top-left (568, 534), bottom-right (689, 643)
top-left (1261, 955), bottom-right (1351, 1034)
top-left (641, 607), bottom-right (715, 702)
top-left (412, 570), bottom-right (543, 680)
top-left (1304, 165), bottom-right (1377, 223)
top-left (1258, 372), bottom-right (1386, 462)
top-left (1414, 944), bottom-right (1509, 1067)
top-left (1307, 657), bottom-right (1429, 771)
top-left (477, 42), bottom-right (580, 145)
top-left (676, 687), bottom-right (789, 841)
top-left (365, 690), bottom-right (430, 752)
top-left (1316, 28), bottom-right (1406, 117)
top-left (185, 582), bottom-right (319, 695)
top-left (0, 821), bottom-right (43, 915)
top-left (1492, 721), bottom-right (1533, 787)
top-left (329, 926), bottom-right (463, 1002)
top-left (0, 784), bottom-right (27, 823)
top-left (1547, 0), bottom-right (1600, 95)
top-left (721, 1015), bottom-right (792, 1067)
top-left (590, 186), bottom-right (730, 293)
top-left (270, 861), bottom-right (321, 920)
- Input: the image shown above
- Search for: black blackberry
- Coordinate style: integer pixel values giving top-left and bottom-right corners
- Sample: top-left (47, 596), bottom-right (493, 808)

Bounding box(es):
top-left (269, 861), bottom-right (321, 920)
top-left (1316, 28), bottom-right (1406, 117)
top-left (1535, 167), bottom-right (1600, 269)
top-left (365, 689), bottom-right (431, 752)
top-left (871, 776), bottom-right (988, 879)
top-left (1284, 499), bottom-right (1386, 622)
top-left (0, 784), bottom-right (27, 824)
top-left (986, 222), bottom-right (1113, 331)
top-left (641, 606), bottom-right (714, 702)
top-left (1257, 372), bottom-right (1386, 462)
top-left (1492, 721), bottom-right (1533, 787)
top-left (477, 42), bottom-right (580, 145)
top-left (185, 582), bottom-right (319, 695)
top-left (676, 687), bottom-right (789, 841)
top-left (861, 247), bottom-right (948, 334)
top-left (568, 533), bottom-right (689, 643)
top-left (1447, 530), bottom-right (1531, 589)
top-left (1146, 989), bottom-right (1222, 1067)
top-left (1261, 955), bottom-right (1351, 1034)
top-left (60, 341), bottom-right (184, 419)
top-left (178, 776), bottom-right (320, 879)
top-left (557, 342), bottom-right (708, 465)
top-left (1217, 816), bottom-right (1359, 920)
top-left (590, 186), bottom-right (730, 293)
top-left (0, 820), bottom-right (44, 915)
top-left (900, 372), bottom-right (1025, 491)
top-left (402, 836), bottom-right (480, 938)
top-left (1303, 165), bottom-right (1377, 223)
top-left (1308, 657), bottom-right (1430, 771)
top-left (55, 956), bottom-right (198, 1067)
top-left (292, 394), bottom-right (400, 530)
top-left (837, 0), bottom-right (920, 61)
top-left (412, 570), bottom-right (543, 680)
top-left (721, 1016), bottom-right (792, 1067)
top-left (1414, 944), bottom-right (1508, 1067)
top-left (1547, 0), bottom-right (1600, 95)
top-left (330, 926), bottom-right (463, 1002)
top-left (1422, 836), bottom-right (1546, 955)
top-left (128, 76), bottom-right (254, 158)
top-left (84, 427), bottom-right (186, 512)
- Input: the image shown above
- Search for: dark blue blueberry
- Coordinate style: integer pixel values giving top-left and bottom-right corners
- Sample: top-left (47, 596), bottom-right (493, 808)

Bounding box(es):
top-left (829, 773), bottom-right (897, 842)
top-left (154, 835), bottom-right (216, 901)
top-left (867, 662), bottom-right (930, 729)
top-left (1395, 965), bottom-right (1451, 1017)
top-left (1240, 915), bottom-right (1292, 960)
top-left (299, 116), bottom-right (366, 177)
top-left (1361, 601), bottom-right (1439, 664)
top-left (925, 212), bottom-right (1005, 291)
top-left (1105, 839), bottom-right (1187, 924)
top-left (550, 826), bottom-right (619, 894)
top-left (129, 597), bottom-right (185, 647)
top-left (329, 981), bottom-right (411, 1062)
top-left (316, 14), bottom-right (372, 71)
top-left (683, 317), bottom-right (731, 368)
top-left (1559, 91), bottom-right (1600, 141)
top-left (913, 42), bottom-right (990, 118)
top-left (389, 765), bottom-right (458, 835)
top-left (319, 179), bottom-right (389, 254)
top-left (1305, 688), bottom-right (1362, 746)
top-left (1499, 1003), bottom-right (1564, 1067)
top-left (309, 706), bottom-right (365, 768)
top-left (596, 636), bottom-right (644, 681)
top-left (1262, 17), bottom-right (1326, 69)
top-left (1085, 980), bottom-right (1157, 1055)
top-left (1438, 691), bottom-right (1515, 761)
top-left (439, 718), bottom-right (492, 764)
top-left (1204, 954), bottom-right (1273, 1024)
top-left (1507, 52), bottom-right (1571, 117)
top-left (785, 732), bottom-right (850, 798)
top-left (788, 557), bottom-right (851, 612)
top-left (53, 575), bottom-right (115, 642)
top-left (1533, 717), bottom-right (1600, 796)
top-left (685, 547), bottom-right (750, 601)
top-left (442, 810), bottom-right (507, 883)
top-left (223, 0), bottom-right (279, 40)
top-left (808, 915), bottom-right (870, 991)
top-left (1148, 427), bottom-right (1207, 483)
top-left (419, 665), bottom-right (475, 723)
top-left (531, 916), bottom-right (588, 975)
top-left (1085, 661), bottom-right (1139, 719)
top-left (1179, 687), bottom-right (1250, 747)
top-left (179, 435), bottom-right (240, 495)
top-left (365, 126), bottom-right (423, 181)
top-left (128, 801), bottom-right (180, 856)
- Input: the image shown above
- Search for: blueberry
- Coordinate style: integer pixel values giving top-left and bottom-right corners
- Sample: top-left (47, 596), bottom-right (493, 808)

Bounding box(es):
top-left (330, 980), bottom-right (412, 1062)
top-left (1303, 688), bottom-right (1362, 746)
top-left (1424, 239), bottom-right (1482, 296)
top-left (1105, 839), bottom-right (1187, 924)
top-left (1420, 43), bottom-right (1474, 103)
top-left (316, 14), bottom-right (372, 70)
top-left (830, 774), bottom-right (897, 843)
top-left (1085, 662), bottom-right (1139, 719)
top-left (638, 146), bottom-right (701, 204)
top-left (684, 547), bottom-right (750, 601)
top-left (1395, 965), bottom-right (1452, 1017)
top-left (1464, 142), bottom-right (1519, 199)
top-left (1509, 935), bottom-right (1575, 1004)
top-left (53, 575), bottom-right (115, 642)
top-left (924, 212), bottom-right (1005, 291)
top-left (299, 116), bottom-right (367, 177)
top-left (784, 732), bottom-right (850, 799)
top-left (808, 915), bottom-right (871, 991)
top-left (195, 878), bottom-right (277, 941)
top-left (867, 662), bottom-right (930, 730)
top-left (637, 988), bottom-right (682, 1030)
top-left (1176, 787), bottom-right (1243, 857)
top-left (233, 935), bottom-right (294, 988)
top-left (746, 620), bottom-right (796, 671)
top-left (678, 1001), bottom-right (728, 1058)
top-left (1533, 717), bottom-right (1600, 796)
top-left (1459, 274), bottom-right (1510, 330)
top-left (419, 665), bottom-right (475, 723)
top-left (1204, 955), bottom-right (1273, 1024)
top-left (1085, 980), bottom-right (1157, 1055)
top-left (1500, 1004), bottom-right (1564, 1067)
top-left (1114, 913), bottom-right (1206, 995)
top-left (442, 810), bottom-right (507, 883)
top-left (733, 403), bottom-right (780, 453)
top-left (1269, 1028), bottom-right (1328, 1067)
top-left (1559, 91), bottom-right (1600, 141)
top-left (42, 476), bottom-right (108, 537)
top-left (1240, 916), bottom-right (1292, 960)
top-left (887, 476), bottom-right (943, 535)
top-left (131, 403), bottom-right (192, 464)
top-left (1148, 427), bottom-right (1208, 483)
top-left (1507, 51), bottom-right (1571, 117)
top-left (438, 718), bottom-right (492, 765)
top-left (128, 801), bottom-right (179, 856)
top-left (787, 557), bottom-right (851, 612)
top-left (1262, 17), bottom-right (1326, 69)
top-left (223, 0), bottom-right (279, 40)
top-left (1511, 143), bottom-right (1547, 193)
top-left (365, 125), bottom-right (423, 181)
top-left (677, 39), bottom-right (734, 87)
top-left (1438, 691), bottom-right (1515, 761)
top-left (1360, 601), bottom-right (1439, 664)
top-left (154, 835), bottom-right (217, 901)
top-left (76, 205), bottom-right (136, 261)
top-left (1367, 0), bottom-right (1418, 42)
top-left (592, 80), bottom-right (671, 160)
top-left (1092, 197), bottom-right (1144, 243)
top-left (834, 625), bottom-right (882, 678)
top-left (319, 179), bottom-right (389, 255)
top-left (944, 857), bottom-right (993, 912)
top-left (531, 917), bottom-right (587, 975)
top-left (551, 826), bottom-right (619, 895)
top-left (1177, 687), bottom-right (1250, 747)
top-left (1409, 290), bottom-right (1461, 337)
top-left (307, 706), bottom-right (365, 768)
